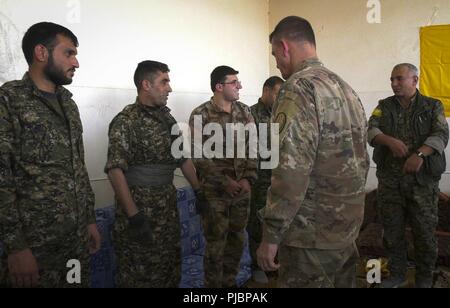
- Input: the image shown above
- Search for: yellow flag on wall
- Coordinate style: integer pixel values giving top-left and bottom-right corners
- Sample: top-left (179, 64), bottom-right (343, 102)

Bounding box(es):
top-left (420, 25), bottom-right (450, 117)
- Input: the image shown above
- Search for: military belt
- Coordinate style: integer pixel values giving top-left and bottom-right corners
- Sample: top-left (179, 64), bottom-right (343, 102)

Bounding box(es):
top-left (125, 164), bottom-right (176, 187)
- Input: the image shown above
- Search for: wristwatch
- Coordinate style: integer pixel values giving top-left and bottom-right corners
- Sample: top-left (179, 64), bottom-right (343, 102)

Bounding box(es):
top-left (415, 151), bottom-right (425, 159)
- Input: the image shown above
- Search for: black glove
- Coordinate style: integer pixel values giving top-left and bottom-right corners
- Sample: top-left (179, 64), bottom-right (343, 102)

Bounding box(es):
top-left (128, 211), bottom-right (152, 246)
top-left (194, 189), bottom-right (210, 216)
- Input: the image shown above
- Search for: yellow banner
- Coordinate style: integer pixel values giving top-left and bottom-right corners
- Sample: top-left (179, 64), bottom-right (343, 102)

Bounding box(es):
top-left (420, 25), bottom-right (450, 117)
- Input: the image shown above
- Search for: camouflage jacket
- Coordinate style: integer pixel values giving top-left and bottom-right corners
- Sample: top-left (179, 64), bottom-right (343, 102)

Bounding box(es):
top-left (261, 59), bottom-right (370, 249)
top-left (0, 74), bottom-right (95, 253)
top-left (251, 99), bottom-right (272, 184)
top-left (251, 99), bottom-right (272, 127)
top-left (368, 91), bottom-right (449, 185)
top-left (105, 100), bottom-right (183, 175)
top-left (189, 99), bottom-right (258, 190)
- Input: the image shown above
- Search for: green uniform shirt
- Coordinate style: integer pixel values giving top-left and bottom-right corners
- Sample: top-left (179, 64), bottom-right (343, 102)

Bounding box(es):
top-left (0, 73), bottom-right (95, 253)
top-left (262, 59), bottom-right (370, 249)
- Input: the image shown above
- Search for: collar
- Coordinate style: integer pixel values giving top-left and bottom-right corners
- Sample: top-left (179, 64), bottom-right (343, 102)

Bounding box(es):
top-left (135, 98), bottom-right (171, 113)
top-left (293, 58), bottom-right (323, 74)
top-left (258, 98), bottom-right (272, 114)
top-left (207, 97), bottom-right (233, 114)
top-left (395, 90), bottom-right (418, 108)
top-left (22, 72), bottom-right (73, 101)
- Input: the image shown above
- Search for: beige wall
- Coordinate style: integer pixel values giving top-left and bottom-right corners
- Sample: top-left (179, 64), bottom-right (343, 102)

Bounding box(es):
top-left (269, 0), bottom-right (450, 92)
top-left (269, 0), bottom-right (450, 192)
top-left (1, 0), bottom-right (270, 95)
top-left (0, 0), bottom-right (270, 208)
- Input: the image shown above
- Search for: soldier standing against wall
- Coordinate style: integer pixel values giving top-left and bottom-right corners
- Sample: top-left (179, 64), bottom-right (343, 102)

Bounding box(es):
top-left (257, 16), bottom-right (369, 288)
top-left (368, 63), bottom-right (449, 288)
top-left (189, 66), bottom-right (258, 288)
top-left (248, 76), bottom-right (283, 284)
top-left (0, 22), bottom-right (101, 288)
top-left (105, 61), bottom-right (204, 288)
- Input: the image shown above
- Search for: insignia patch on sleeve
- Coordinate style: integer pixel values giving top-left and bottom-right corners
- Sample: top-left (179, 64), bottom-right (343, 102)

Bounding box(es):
top-left (275, 112), bottom-right (287, 134)
top-left (372, 108), bottom-right (382, 117)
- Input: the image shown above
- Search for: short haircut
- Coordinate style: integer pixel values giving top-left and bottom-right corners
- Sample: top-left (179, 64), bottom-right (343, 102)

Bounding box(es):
top-left (393, 63), bottom-right (419, 77)
top-left (210, 65), bottom-right (239, 93)
top-left (269, 16), bottom-right (316, 47)
top-left (263, 76), bottom-right (284, 90)
top-left (134, 60), bottom-right (170, 90)
top-left (22, 22), bottom-right (79, 65)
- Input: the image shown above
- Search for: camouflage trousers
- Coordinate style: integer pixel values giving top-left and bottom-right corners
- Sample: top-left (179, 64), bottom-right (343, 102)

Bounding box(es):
top-left (114, 184), bottom-right (181, 288)
top-left (0, 227), bottom-right (90, 288)
top-left (378, 180), bottom-right (439, 280)
top-left (278, 243), bottom-right (359, 288)
top-left (247, 177), bottom-right (270, 270)
top-left (202, 189), bottom-right (250, 288)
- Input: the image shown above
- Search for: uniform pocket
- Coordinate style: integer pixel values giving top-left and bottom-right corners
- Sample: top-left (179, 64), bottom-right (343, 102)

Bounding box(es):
top-left (417, 113), bottom-right (432, 136)
top-left (20, 122), bottom-right (49, 162)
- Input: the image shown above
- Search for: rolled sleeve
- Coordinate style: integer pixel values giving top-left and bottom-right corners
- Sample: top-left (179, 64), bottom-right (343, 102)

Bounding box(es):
top-left (423, 100), bottom-right (449, 154)
top-left (104, 116), bottom-right (131, 173)
top-left (424, 137), bottom-right (446, 154)
top-left (368, 127), bottom-right (383, 145)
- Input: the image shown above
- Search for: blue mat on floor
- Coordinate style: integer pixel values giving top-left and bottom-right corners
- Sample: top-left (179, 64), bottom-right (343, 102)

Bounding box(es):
top-left (90, 186), bottom-right (251, 288)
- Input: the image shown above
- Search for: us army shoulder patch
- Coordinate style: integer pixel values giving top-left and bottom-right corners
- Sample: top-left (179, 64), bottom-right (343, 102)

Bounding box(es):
top-left (273, 91), bottom-right (301, 138)
top-left (275, 112), bottom-right (287, 133)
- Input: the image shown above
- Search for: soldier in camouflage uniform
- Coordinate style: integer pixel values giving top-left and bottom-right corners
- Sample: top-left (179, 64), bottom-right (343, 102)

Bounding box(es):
top-left (0, 22), bottom-right (101, 288)
top-left (248, 76), bottom-right (283, 284)
top-left (105, 61), bottom-right (202, 288)
top-left (368, 63), bottom-right (449, 288)
top-left (189, 66), bottom-right (258, 288)
top-left (257, 16), bottom-right (369, 288)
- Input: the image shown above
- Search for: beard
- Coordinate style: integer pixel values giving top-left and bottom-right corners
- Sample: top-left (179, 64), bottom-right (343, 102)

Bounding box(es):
top-left (224, 91), bottom-right (239, 102)
top-left (44, 55), bottom-right (73, 86)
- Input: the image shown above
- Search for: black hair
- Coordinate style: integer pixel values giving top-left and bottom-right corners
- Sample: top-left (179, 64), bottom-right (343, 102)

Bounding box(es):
top-left (269, 16), bottom-right (316, 47)
top-left (263, 76), bottom-right (284, 89)
top-left (22, 22), bottom-right (79, 65)
top-left (134, 60), bottom-right (170, 90)
top-left (210, 65), bottom-right (239, 93)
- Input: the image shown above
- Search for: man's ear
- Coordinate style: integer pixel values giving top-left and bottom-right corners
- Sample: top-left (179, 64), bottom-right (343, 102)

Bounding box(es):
top-left (142, 79), bottom-right (152, 91)
top-left (280, 39), bottom-right (290, 58)
top-left (34, 44), bottom-right (49, 63)
top-left (215, 83), bottom-right (223, 93)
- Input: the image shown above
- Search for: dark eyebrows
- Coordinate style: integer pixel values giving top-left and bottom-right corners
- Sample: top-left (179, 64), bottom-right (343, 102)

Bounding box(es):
top-left (65, 48), bottom-right (77, 56)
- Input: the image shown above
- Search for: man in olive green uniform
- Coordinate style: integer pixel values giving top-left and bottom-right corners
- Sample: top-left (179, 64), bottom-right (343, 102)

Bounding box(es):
top-left (257, 16), bottom-right (369, 288)
top-left (105, 61), bottom-right (202, 288)
top-left (248, 76), bottom-right (283, 284)
top-left (189, 66), bottom-right (258, 288)
top-left (0, 22), bottom-right (100, 288)
top-left (368, 63), bottom-right (449, 288)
